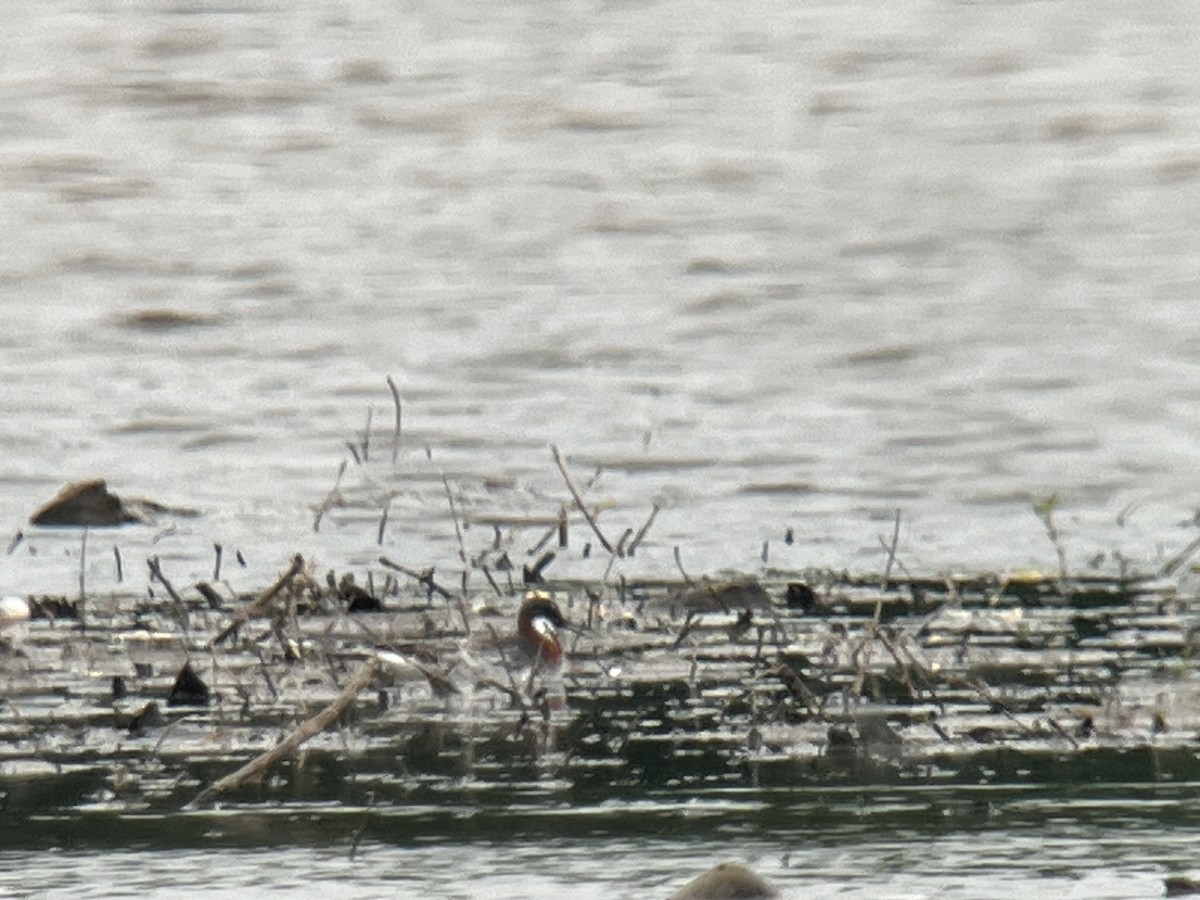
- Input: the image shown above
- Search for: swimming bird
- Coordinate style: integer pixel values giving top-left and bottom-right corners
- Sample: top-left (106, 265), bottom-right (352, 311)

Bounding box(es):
top-left (516, 590), bottom-right (568, 668)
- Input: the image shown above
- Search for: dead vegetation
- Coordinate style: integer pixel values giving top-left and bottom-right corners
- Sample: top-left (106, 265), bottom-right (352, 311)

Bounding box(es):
top-left (4, 378), bottom-right (1200, 827)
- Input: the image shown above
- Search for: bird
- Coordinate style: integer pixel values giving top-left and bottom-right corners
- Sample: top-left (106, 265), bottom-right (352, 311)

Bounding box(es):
top-left (515, 590), bottom-right (568, 668)
top-left (373, 592), bottom-right (570, 702)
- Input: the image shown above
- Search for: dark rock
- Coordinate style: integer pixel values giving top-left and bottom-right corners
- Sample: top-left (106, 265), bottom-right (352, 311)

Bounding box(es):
top-left (167, 661), bottom-right (210, 707)
top-left (784, 582), bottom-right (817, 613)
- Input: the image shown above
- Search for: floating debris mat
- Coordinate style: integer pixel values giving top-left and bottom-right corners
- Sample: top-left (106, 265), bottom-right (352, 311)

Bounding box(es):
top-left (2, 562), bottom-right (1198, 834)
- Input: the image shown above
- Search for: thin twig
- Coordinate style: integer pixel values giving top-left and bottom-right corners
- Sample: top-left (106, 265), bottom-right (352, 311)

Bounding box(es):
top-left (386, 375), bottom-right (402, 465)
top-left (1161, 533), bottom-right (1200, 577)
top-left (551, 445), bottom-right (613, 554)
top-left (377, 556), bottom-right (471, 635)
top-left (627, 503), bottom-right (660, 556)
top-left (313, 461), bottom-right (348, 532)
top-left (361, 407), bottom-right (373, 462)
top-left (208, 554), bottom-right (305, 648)
top-left (881, 509), bottom-right (901, 591)
top-left (349, 791), bottom-right (376, 860)
top-left (79, 527), bottom-right (89, 603)
top-left (378, 557), bottom-right (453, 600)
top-left (147, 555), bottom-right (190, 633)
top-left (377, 498), bottom-right (390, 547)
top-left (673, 546), bottom-right (695, 587)
top-left (441, 475), bottom-right (467, 565)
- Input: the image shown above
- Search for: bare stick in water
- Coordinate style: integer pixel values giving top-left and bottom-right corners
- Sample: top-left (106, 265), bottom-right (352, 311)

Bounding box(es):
top-left (378, 556), bottom-right (454, 601)
top-left (348, 791), bottom-right (376, 861)
top-left (147, 555), bottom-right (190, 633)
top-left (361, 407), bottom-right (373, 463)
top-left (208, 554), bottom-right (305, 648)
top-left (881, 508), bottom-right (902, 591)
top-left (313, 460), bottom-right (348, 532)
top-left (1033, 494), bottom-right (1068, 582)
top-left (386, 374), bottom-right (402, 465)
top-left (673, 545), bottom-right (695, 587)
top-left (113, 545), bottom-right (123, 583)
top-left (213, 543), bottom-right (223, 582)
top-left (79, 527), bottom-right (89, 603)
top-left (551, 445), bottom-right (613, 554)
top-left (377, 556), bottom-right (471, 634)
top-left (441, 475), bottom-right (468, 566)
top-left (377, 498), bottom-right (390, 547)
top-left (188, 658), bottom-right (379, 809)
top-left (626, 503), bottom-right (660, 556)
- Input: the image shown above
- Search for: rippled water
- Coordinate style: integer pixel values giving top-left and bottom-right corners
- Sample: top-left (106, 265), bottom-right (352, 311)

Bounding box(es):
top-left (4, 0), bottom-right (1200, 894)
top-left (4, 785), bottom-right (1200, 898)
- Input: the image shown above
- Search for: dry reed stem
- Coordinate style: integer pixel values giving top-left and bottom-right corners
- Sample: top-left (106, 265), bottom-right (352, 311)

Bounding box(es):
top-left (188, 657), bottom-right (379, 809)
top-left (79, 527), bottom-right (89, 603)
top-left (441, 475), bottom-right (467, 566)
top-left (147, 555), bottom-right (190, 633)
top-left (626, 503), bottom-right (659, 556)
top-left (386, 375), bottom-right (402, 465)
top-left (313, 460), bottom-right (348, 532)
top-left (377, 556), bottom-right (471, 635)
top-left (1162, 533), bottom-right (1200, 577)
top-left (208, 554), bottom-right (305, 648)
top-left (361, 407), bottom-right (373, 462)
top-left (673, 546), bottom-right (695, 587)
top-left (881, 508), bottom-right (902, 590)
top-left (378, 556), bottom-right (452, 600)
top-left (377, 498), bottom-right (390, 546)
top-left (551, 445), bottom-right (613, 554)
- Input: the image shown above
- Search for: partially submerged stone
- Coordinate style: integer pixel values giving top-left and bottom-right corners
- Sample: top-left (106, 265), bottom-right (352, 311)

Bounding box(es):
top-left (30, 479), bottom-right (194, 527)
top-left (669, 862), bottom-right (779, 900)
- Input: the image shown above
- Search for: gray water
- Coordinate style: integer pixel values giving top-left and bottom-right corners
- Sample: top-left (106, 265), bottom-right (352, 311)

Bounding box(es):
top-left (3, 0), bottom-right (1200, 895)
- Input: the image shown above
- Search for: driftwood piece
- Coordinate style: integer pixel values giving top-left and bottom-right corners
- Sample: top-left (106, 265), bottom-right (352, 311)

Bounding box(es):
top-left (207, 554), bottom-right (305, 648)
top-left (188, 658), bottom-right (378, 808)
